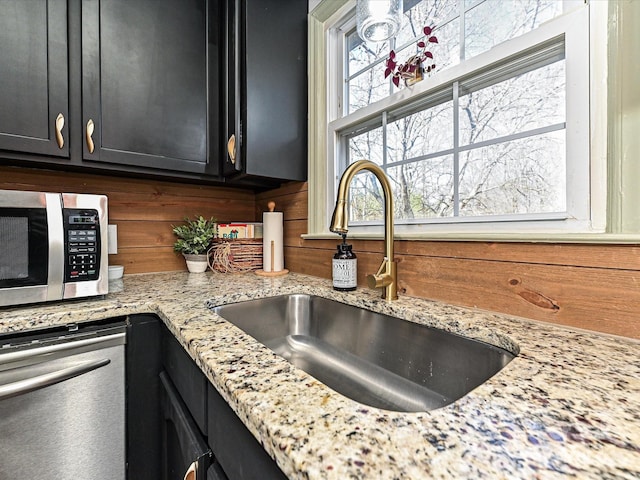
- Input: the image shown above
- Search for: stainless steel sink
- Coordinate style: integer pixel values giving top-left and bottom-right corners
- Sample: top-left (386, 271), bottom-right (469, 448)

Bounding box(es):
top-left (212, 294), bottom-right (515, 412)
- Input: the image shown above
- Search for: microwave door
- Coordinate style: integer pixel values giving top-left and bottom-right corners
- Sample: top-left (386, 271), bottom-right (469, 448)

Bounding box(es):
top-left (0, 191), bottom-right (64, 306)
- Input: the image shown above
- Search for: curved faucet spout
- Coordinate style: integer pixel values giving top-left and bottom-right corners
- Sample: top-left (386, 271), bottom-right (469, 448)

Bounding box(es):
top-left (330, 160), bottom-right (398, 300)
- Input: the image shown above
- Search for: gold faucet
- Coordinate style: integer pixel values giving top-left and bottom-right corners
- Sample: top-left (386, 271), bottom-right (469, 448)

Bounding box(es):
top-left (330, 160), bottom-right (398, 301)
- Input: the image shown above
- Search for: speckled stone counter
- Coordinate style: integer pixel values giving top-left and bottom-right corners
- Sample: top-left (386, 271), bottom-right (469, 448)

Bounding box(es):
top-left (0, 271), bottom-right (638, 479)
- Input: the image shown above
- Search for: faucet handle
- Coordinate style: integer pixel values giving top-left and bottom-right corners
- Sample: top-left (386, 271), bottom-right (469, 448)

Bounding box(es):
top-left (366, 257), bottom-right (398, 300)
top-left (375, 257), bottom-right (389, 275)
top-left (366, 273), bottom-right (393, 289)
top-left (367, 257), bottom-right (392, 289)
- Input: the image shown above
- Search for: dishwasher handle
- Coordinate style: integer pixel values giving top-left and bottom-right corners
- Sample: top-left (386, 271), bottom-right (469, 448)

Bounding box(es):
top-left (0, 358), bottom-right (110, 400)
top-left (0, 332), bottom-right (125, 367)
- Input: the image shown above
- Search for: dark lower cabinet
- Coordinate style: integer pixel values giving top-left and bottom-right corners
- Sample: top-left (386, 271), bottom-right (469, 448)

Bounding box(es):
top-left (207, 383), bottom-right (288, 480)
top-left (160, 371), bottom-right (214, 479)
top-left (161, 322), bottom-right (209, 435)
top-left (126, 314), bottom-right (162, 480)
top-left (128, 314), bottom-right (284, 479)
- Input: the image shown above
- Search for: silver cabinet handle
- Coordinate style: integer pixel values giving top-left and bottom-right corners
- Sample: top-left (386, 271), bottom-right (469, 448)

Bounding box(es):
top-left (0, 358), bottom-right (110, 400)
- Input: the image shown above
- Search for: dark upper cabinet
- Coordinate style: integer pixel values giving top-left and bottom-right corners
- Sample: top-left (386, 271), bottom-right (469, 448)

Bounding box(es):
top-left (0, 0), bottom-right (69, 158)
top-left (81, 0), bottom-right (220, 176)
top-left (222, 0), bottom-right (308, 185)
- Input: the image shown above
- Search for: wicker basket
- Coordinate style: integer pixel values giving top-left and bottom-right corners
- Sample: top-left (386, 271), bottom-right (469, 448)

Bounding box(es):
top-left (208, 238), bottom-right (262, 273)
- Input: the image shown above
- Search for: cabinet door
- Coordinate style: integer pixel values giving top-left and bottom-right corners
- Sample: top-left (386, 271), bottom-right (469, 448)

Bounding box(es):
top-left (223, 0), bottom-right (307, 184)
top-left (207, 384), bottom-right (287, 480)
top-left (82, 0), bottom-right (219, 176)
top-left (221, 0), bottom-right (241, 178)
top-left (127, 315), bottom-right (162, 480)
top-left (0, 0), bottom-right (69, 157)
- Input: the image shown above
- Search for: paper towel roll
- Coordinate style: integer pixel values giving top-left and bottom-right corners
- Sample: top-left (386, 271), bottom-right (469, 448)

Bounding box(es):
top-left (262, 211), bottom-right (284, 272)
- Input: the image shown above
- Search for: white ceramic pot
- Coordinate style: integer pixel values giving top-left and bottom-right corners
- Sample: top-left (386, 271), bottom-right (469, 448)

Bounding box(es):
top-left (183, 254), bottom-right (208, 273)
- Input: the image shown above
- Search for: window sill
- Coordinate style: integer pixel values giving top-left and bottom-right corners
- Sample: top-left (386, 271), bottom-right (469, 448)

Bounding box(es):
top-left (301, 232), bottom-right (640, 244)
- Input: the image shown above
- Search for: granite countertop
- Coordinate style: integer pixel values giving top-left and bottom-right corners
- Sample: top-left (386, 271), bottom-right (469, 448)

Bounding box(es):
top-left (0, 271), bottom-right (638, 479)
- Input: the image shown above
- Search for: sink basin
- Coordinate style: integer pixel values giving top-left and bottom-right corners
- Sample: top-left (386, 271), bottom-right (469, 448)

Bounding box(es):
top-left (212, 294), bottom-right (515, 412)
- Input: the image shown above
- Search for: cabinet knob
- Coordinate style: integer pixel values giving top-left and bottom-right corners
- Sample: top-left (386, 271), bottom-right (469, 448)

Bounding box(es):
top-left (86, 119), bottom-right (95, 154)
top-left (55, 113), bottom-right (65, 149)
top-left (227, 134), bottom-right (236, 164)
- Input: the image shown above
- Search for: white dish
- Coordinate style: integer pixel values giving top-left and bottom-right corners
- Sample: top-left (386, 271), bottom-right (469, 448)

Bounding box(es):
top-left (108, 265), bottom-right (124, 280)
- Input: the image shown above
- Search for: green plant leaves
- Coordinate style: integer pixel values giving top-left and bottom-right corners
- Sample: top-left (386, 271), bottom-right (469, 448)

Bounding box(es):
top-left (172, 216), bottom-right (217, 255)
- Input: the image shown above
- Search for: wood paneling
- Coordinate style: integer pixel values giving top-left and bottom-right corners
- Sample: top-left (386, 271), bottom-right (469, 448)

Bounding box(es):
top-left (0, 165), bottom-right (256, 273)
top-left (110, 247), bottom-right (186, 273)
top-left (255, 181), bottom-right (308, 221)
top-left (261, 181), bottom-right (640, 339)
top-left (107, 192), bottom-right (254, 222)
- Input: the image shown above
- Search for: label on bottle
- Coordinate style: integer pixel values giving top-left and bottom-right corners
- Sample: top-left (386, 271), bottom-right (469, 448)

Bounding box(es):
top-left (332, 258), bottom-right (357, 289)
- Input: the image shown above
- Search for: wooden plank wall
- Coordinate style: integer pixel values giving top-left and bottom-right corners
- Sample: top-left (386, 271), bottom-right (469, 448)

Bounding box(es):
top-left (0, 165), bottom-right (257, 273)
top-left (257, 182), bottom-right (640, 340)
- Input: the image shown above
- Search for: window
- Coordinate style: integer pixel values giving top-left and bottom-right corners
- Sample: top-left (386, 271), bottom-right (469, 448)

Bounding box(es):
top-left (315, 0), bottom-right (603, 238)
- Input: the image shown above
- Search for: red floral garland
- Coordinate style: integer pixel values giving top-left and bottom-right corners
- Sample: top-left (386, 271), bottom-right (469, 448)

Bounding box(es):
top-left (384, 26), bottom-right (438, 87)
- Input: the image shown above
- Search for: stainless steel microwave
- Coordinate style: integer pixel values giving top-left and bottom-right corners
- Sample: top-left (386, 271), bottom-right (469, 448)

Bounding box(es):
top-left (0, 189), bottom-right (108, 307)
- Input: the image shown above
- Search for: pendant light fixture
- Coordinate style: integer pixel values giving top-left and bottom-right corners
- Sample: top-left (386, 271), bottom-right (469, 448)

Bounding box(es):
top-left (356, 0), bottom-right (403, 43)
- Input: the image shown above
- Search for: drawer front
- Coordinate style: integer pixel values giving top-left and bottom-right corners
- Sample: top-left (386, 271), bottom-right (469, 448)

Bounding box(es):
top-left (162, 328), bottom-right (207, 434)
top-left (160, 371), bottom-right (212, 478)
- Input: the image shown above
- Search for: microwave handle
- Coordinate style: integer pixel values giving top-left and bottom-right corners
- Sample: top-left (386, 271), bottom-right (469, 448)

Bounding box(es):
top-left (0, 358), bottom-right (110, 400)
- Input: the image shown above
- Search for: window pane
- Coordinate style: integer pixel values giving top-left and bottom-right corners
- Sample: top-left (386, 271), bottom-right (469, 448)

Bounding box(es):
top-left (458, 130), bottom-right (566, 216)
top-left (348, 63), bottom-right (391, 113)
top-left (459, 59), bottom-right (565, 145)
top-left (347, 32), bottom-right (391, 76)
top-left (387, 155), bottom-right (455, 220)
top-left (348, 155), bottom-right (455, 223)
top-left (348, 171), bottom-right (385, 221)
top-left (387, 100), bottom-right (454, 163)
top-left (396, 0), bottom-right (459, 47)
top-left (348, 126), bottom-right (384, 166)
top-left (431, 17), bottom-right (461, 72)
top-left (393, 17), bottom-right (460, 90)
top-left (465, 0), bottom-right (564, 59)
top-left (343, 0), bottom-right (570, 114)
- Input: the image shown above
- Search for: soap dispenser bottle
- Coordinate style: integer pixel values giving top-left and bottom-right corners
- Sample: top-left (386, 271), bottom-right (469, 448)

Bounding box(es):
top-left (333, 234), bottom-right (357, 291)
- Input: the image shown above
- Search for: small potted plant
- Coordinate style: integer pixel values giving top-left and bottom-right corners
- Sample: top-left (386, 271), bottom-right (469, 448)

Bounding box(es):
top-left (384, 25), bottom-right (438, 87)
top-left (172, 216), bottom-right (217, 273)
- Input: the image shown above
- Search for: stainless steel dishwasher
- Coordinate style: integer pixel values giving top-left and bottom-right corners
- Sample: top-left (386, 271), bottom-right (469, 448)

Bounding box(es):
top-left (0, 320), bottom-right (126, 479)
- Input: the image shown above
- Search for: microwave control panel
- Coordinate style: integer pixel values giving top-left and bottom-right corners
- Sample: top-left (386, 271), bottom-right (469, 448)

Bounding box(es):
top-left (63, 209), bottom-right (101, 282)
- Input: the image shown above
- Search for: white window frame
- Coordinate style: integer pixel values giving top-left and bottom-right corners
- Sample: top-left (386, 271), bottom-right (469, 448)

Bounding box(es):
top-left (306, 0), bottom-right (614, 242)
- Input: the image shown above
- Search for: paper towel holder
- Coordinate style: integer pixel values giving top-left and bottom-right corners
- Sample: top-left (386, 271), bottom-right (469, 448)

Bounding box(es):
top-left (255, 201), bottom-right (289, 277)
